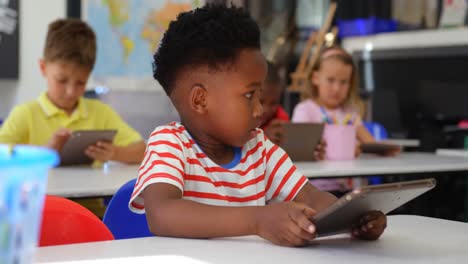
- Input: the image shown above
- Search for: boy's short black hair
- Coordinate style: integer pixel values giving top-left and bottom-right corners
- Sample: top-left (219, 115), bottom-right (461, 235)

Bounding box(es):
top-left (153, 4), bottom-right (261, 95)
top-left (265, 61), bottom-right (280, 85)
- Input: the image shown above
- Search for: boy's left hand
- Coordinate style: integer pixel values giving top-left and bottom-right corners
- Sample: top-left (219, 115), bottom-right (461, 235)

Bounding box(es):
top-left (351, 210), bottom-right (387, 240)
top-left (85, 141), bottom-right (116, 162)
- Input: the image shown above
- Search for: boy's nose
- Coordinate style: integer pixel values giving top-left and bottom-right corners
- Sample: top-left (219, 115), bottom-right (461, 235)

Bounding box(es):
top-left (253, 99), bottom-right (264, 119)
top-left (66, 86), bottom-right (80, 97)
top-left (66, 89), bottom-right (77, 98)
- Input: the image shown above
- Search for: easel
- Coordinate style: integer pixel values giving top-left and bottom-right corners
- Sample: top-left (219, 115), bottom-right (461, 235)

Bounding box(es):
top-left (288, 2), bottom-right (337, 93)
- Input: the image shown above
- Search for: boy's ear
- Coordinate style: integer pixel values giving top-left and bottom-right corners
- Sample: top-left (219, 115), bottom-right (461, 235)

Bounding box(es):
top-left (39, 59), bottom-right (46, 76)
top-left (189, 84), bottom-right (208, 114)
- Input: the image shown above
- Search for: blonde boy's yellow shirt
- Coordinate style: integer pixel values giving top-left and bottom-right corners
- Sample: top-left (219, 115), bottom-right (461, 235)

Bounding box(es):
top-left (0, 92), bottom-right (142, 146)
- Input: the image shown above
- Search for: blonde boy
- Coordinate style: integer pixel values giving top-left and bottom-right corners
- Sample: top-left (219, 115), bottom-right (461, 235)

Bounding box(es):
top-left (0, 18), bottom-right (145, 164)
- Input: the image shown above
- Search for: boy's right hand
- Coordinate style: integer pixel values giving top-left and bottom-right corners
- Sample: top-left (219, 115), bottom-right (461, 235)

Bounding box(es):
top-left (47, 128), bottom-right (72, 151)
top-left (255, 201), bottom-right (317, 247)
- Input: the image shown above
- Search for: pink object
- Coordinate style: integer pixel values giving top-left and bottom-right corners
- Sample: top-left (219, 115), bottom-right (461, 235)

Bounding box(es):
top-left (292, 99), bottom-right (362, 127)
top-left (458, 120), bottom-right (468, 129)
top-left (323, 124), bottom-right (356, 160)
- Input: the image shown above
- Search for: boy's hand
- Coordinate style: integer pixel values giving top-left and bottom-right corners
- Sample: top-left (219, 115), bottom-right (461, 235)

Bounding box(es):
top-left (85, 141), bottom-right (116, 162)
top-left (264, 119), bottom-right (285, 145)
top-left (314, 139), bottom-right (326, 160)
top-left (47, 128), bottom-right (72, 151)
top-left (255, 201), bottom-right (317, 247)
top-left (352, 210), bottom-right (387, 240)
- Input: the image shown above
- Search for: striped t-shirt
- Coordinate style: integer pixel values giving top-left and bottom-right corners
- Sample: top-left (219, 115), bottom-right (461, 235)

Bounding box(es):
top-left (129, 122), bottom-right (308, 213)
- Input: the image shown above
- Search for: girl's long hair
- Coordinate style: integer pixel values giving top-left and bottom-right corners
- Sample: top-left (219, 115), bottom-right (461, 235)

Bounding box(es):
top-left (301, 46), bottom-right (361, 110)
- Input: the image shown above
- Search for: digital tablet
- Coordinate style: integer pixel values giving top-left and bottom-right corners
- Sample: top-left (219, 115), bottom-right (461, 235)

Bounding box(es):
top-left (281, 123), bottom-right (324, 161)
top-left (312, 178), bottom-right (436, 237)
top-left (59, 130), bottom-right (117, 166)
top-left (360, 142), bottom-right (401, 155)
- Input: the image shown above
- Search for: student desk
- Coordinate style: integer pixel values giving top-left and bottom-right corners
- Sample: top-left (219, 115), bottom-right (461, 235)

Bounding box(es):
top-left (46, 153), bottom-right (468, 198)
top-left (382, 139), bottom-right (420, 147)
top-left (295, 152), bottom-right (468, 178)
top-left (436, 149), bottom-right (468, 158)
top-left (46, 163), bottom-right (138, 198)
top-left (296, 153), bottom-right (468, 220)
top-left (35, 215), bottom-right (468, 264)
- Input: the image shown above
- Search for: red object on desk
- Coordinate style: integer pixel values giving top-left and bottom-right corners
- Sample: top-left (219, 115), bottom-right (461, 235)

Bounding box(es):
top-left (39, 195), bottom-right (114, 246)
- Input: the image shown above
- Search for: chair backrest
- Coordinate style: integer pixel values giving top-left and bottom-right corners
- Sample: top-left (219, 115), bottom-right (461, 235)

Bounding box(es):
top-left (102, 179), bottom-right (152, 239)
top-left (39, 195), bottom-right (114, 247)
top-left (363, 121), bottom-right (388, 140)
top-left (363, 122), bottom-right (388, 185)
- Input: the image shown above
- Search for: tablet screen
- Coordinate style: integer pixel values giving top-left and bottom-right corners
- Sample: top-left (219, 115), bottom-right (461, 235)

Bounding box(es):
top-left (59, 130), bottom-right (117, 166)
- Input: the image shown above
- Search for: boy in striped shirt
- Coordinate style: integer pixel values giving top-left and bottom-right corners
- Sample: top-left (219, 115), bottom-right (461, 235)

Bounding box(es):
top-left (129, 4), bottom-right (386, 246)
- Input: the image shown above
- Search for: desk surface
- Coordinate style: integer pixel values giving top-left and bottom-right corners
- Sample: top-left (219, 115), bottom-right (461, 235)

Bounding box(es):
top-left (47, 153), bottom-right (468, 198)
top-left (436, 149), bottom-right (468, 158)
top-left (35, 215), bottom-right (468, 264)
top-left (47, 163), bottom-right (138, 198)
top-left (382, 139), bottom-right (420, 147)
top-left (295, 152), bottom-right (468, 177)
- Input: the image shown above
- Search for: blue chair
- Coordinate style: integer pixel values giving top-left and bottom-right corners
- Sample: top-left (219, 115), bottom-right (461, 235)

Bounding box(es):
top-left (363, 122), bottom-right (389, 185)
top-left (102, 179), bottom-right (153, 239)
top-left (363, 122), bottom-right (388, 141)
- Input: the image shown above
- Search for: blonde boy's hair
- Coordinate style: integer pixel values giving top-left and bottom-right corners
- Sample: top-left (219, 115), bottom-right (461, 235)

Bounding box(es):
top-left (301, 47), bottom-right (360, 109)
top-left (43, 18), bottom-right (96, 70)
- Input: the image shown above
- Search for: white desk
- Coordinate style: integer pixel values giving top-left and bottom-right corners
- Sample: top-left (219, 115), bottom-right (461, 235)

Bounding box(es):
top-left (382, 139), bottom-right (420, 147)
top-left (47, 153), bottom-right (468, 198)
top-left (296, 152), bottom-right (468, 178)
top-left (47, 163), bottom-right (138, 198)
top-left (436, 149), bottom-right (468, 158)
top-left (35, 215), bottom-right (468, 264)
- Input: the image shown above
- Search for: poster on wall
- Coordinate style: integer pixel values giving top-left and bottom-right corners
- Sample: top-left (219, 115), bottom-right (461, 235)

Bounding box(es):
top-left (81, 0), bottom-right (203, 91)
top-left (0, 0), bottom-right (19, 79)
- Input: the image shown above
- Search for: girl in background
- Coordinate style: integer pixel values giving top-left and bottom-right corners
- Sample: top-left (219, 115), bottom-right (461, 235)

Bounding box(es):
top-left (292, 47), bottom-right (398, 193)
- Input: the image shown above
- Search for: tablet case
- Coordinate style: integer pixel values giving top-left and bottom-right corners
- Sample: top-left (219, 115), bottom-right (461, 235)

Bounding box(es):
top-left (281, 123), bottom-right (324, 161)
top-left (59, 130), bottom-right (117, 166)
top-left (361, 142), bottom-right (401, 155)
top-left (313, 178), bottom-right (436, 237)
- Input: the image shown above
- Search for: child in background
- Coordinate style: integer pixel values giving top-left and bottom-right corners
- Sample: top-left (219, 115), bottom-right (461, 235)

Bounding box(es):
top-left (0, 18), bottom-right (145, 164)
top-left (292, 46), bottom-right (375, 148)
top-left (261, 61), bottom-right (325, 160)
top-left (259, 61), bottom-right (289, 145)
top-left (292, 46), bottom-right (398, 193)
top-left (129, 4), bottom-right (386, 246)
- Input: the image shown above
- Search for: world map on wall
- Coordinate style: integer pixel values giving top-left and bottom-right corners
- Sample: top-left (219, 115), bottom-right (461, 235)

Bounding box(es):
top-left (85, 0), bottom-right (201, 87)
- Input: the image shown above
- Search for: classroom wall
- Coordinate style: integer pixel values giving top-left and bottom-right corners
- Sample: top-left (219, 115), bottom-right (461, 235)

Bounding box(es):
top-left (0, 0), bottom-right (65, 119)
